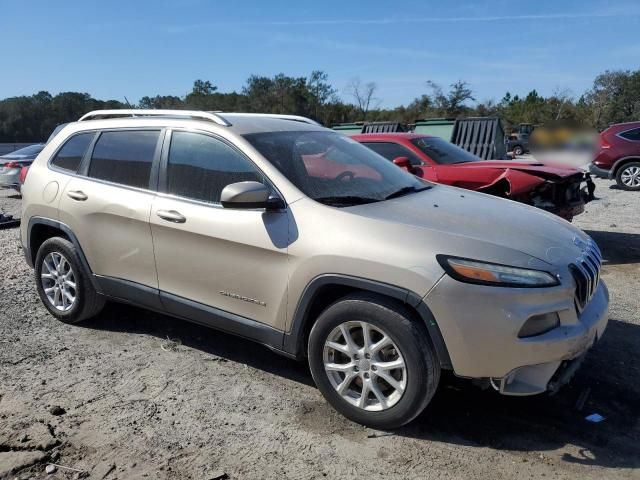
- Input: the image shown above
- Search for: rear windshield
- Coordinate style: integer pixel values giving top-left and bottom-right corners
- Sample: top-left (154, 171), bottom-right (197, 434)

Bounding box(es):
top-left (6, 144), bottom-right (43, 156)
top-left (410, 137), bottom-right (479, 164)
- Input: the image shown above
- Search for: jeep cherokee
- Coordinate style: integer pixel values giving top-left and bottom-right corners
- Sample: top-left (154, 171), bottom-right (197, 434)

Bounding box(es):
top-left (21, 109), bottom-right (609, 429)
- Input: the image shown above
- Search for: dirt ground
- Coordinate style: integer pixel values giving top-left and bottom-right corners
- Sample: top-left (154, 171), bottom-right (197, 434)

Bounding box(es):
top-left (1, 178), bottom-right (639, 480)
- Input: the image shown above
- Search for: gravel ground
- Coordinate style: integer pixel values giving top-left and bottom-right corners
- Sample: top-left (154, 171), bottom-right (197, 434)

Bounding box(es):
top-left (0, 179), bottom-right (639, 480)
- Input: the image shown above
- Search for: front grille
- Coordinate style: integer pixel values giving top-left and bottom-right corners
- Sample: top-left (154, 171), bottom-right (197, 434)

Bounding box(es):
top-left (569, 239), bottom-right (602, 311)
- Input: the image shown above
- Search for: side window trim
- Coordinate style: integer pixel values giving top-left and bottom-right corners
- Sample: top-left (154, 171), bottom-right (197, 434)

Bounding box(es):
top-left (159, 128), bottom-right (284, 207)
top-left (80, 127), bottom-right (165, 192)
top-left (48, 131), bottom-right (98, 174)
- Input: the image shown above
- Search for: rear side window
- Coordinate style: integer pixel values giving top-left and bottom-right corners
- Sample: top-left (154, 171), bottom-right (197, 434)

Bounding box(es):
top-left (619, 128), bottom-right (640, 141)
top-left (51, 132), bottom-right (94, 172)
top-left (88, 130), bottom-right (159, 189)
top-left (362, 142), bottom-right (423, 166)
top-left (167, 131), bottom-right (263, 203)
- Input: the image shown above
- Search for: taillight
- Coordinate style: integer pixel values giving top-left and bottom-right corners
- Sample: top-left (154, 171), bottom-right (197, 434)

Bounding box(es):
top-left (19, 166), bottom-right (30, 184)
top-left (5, 161), bottom-right (20, 168)
top-left (599, 136), bottom-right (611, 149)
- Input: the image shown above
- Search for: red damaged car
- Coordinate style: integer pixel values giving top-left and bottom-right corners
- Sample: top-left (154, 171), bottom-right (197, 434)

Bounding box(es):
top-left (352, 133), bottom-right (595, 221)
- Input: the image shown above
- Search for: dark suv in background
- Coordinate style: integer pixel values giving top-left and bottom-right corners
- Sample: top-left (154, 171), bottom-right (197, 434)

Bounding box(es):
top-left (590, 121), bottom-right (640, 190)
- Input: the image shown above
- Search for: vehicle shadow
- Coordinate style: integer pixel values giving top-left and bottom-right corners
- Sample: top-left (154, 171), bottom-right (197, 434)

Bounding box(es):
top-left (84, 302), bottom-right (640, 469)
top-left (82, 302), bottom-right (314, 387)
top-left (585, 230), bottom-right (640, 265)
top-left (401, 318), bottom-right (640, 469)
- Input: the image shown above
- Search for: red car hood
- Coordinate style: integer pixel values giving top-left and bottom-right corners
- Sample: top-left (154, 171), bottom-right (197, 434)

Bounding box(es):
top-left (417, 161), bottom-right (584, 197)
top-left (454, 160), bottom-right (581, 178)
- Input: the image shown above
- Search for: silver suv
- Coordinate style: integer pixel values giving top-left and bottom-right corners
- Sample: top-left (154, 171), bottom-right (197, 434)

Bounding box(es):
top-left (21, 110), bottom-right (609, 429)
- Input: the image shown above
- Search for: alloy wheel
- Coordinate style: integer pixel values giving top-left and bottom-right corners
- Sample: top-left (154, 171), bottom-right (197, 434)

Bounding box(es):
top-left (620, 165), bottom-right (640, 188)
top-left (41, 252), bottom-right (77, 312)
top-left (323, 321), bottom-right (407, 411)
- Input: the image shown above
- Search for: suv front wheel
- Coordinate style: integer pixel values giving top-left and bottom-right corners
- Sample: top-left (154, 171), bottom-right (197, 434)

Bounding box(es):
top-left (308, 293), bottom-right (440, 429)
top-left (35, 237), bottom-right (105, 323)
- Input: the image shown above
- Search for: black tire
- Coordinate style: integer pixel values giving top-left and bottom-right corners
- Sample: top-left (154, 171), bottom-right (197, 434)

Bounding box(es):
top-left (308, 293), bottom-right (440, 429)
top-left (513, 145), bottom-right (524, 156)
top-left (615, 161), bottom-right (640, 191)
top-left (34, 237), bottom-right (105, 324)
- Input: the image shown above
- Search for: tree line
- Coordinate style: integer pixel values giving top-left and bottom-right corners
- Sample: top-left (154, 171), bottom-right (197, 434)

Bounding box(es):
top-left (1, 68), bottom-right (638, 142)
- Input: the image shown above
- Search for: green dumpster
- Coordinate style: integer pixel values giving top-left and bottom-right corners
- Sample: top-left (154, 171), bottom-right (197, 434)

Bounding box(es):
top-left (331, 123), bottom-right (364, 136)
top-left (413, 119), bottom-right (455, 141)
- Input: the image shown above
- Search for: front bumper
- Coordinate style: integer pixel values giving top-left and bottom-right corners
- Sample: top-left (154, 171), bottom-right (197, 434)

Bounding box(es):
top-left (588, 164), bottom-right (611, 179)
top-left (424, 276), bottom-right (609, 395)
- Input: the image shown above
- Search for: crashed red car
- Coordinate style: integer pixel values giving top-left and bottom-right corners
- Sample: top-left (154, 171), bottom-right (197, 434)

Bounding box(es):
top-left (352, 133), bottom-right (595, 221)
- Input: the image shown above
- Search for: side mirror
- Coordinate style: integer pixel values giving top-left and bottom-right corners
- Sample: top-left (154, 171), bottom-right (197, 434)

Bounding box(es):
top-left (392, 156), bottom-right (412, 170)
top-left (220, 181), bottom-right (283, 210)
top-left (393, 157), bottom-right (411, 172)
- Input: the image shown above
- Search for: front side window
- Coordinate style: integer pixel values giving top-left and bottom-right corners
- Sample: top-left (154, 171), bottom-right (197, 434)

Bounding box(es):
top-left (361, 142), bottom-right (423, 166)
top-left (167, 131), bottom-right (263, 203)
top-left (51, 133), bottom-right (94, 172)
top-left (244, 131), bottom-right (428, 206)
top-left (411, 137), bottom-right (480, 164)
top-left (620, 128), bottom-right (640, 141)
top-left (88, 130), bottom-right (159, 189)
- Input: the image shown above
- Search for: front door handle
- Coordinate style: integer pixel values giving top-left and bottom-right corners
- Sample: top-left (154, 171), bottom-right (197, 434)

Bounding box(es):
top-left (67, 190), bottom-right (88, 201)
top-left (156, 209), bottom-right (186, 223)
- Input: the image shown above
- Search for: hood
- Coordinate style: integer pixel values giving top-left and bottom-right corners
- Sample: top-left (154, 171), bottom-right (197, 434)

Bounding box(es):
top-left (426, 161), bottom-right (585, 197)
top-left (457, 160), bottom-right (582, 179)
top-left (346, 184), bottom-right (589, 267)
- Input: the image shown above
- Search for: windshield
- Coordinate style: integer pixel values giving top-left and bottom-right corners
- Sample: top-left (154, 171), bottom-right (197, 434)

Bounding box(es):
top-left (6, 144), bottom-right (43, 156)
top-left (411, 137), bottom-right (480, 164)
top-left (244, 131), bottom-right (428, 206)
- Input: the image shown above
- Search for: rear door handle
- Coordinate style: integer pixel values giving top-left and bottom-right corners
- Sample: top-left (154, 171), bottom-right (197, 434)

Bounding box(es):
top-left (156, 209), bottom-right (186, 223)
top-left (67, 190), bottom-right (88, 201)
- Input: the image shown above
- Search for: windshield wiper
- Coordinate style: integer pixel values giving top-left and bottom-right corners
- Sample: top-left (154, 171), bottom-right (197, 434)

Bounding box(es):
top-left (313, 195), bottom-right (380, 206)
top-left (384, 185), bottom-right (431, 200)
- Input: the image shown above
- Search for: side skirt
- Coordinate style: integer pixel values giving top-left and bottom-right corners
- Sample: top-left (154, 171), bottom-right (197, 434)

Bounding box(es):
top-left (94, 275), bottom-right (293, 359)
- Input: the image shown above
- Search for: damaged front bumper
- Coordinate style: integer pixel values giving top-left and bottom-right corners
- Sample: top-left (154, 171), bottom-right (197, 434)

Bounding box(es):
top-left (489, 282), bottom-right (608, 396)
top-left (425, 273), bottom-right (609, 396)
top-left (529, 173), bottom-right (595, 221)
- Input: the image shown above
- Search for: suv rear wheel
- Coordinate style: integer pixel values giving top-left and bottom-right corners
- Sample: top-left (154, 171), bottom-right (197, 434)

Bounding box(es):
top-left (35, 237), bottom-right (105, 323)
top-left (308, 293), bottom-right (440, 429)
top-left (616, 161), bottom-right (640, 190)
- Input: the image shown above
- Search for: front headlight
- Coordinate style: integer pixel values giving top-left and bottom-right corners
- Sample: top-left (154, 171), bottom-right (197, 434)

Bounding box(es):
top-left (436, 255), bottom-right (560, 288)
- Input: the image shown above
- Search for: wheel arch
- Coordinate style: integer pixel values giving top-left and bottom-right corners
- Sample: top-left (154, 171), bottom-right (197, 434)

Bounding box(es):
top-left (283, 274), bottom-right (452, 369)
top-left (26, 217), bottom-right (101, 291)
top-left (612, 156), bottom-right (640, 176)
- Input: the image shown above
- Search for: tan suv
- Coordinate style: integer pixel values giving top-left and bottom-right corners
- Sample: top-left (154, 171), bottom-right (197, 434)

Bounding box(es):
top-left (21, 109), bottom-right (609, 429)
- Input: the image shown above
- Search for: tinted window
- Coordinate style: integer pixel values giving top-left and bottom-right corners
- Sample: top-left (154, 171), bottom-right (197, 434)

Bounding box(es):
top-left (410, 137), bottom-right (480, 164)
top-left (620, 128), bottom-right (640, 141)
top-left (88, 130), bottom-right (159, 189)
top-left (167, 131), bottom-right (263, 203)
top-left (51, 133), bottom-right (94, 172)
top-left (361, 142), bottom-right (423, 166)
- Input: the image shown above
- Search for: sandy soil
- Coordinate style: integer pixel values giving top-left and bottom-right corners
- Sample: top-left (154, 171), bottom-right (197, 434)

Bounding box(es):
top-left (0, 178), bottom-right (639, 480)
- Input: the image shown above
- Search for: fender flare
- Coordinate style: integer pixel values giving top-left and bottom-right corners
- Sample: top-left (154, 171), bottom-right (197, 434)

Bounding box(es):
top-left (283, 274), bottom-right (452, 369)
top-left (611, 156), bottom-right (640, 177)
top-left (26, 217), bottom-right (102, 292)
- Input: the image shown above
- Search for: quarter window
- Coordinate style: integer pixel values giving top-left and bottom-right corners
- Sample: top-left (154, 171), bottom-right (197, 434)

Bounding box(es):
top-left (362, 142), bottom-right (423, 166)
top-left (620, 128), bottom-right (640, 141)
top-left (88, 130), bottom-right (159, 189)
top-left (51, 132), bottom-right (94, 172)
top-left (167, 131), bottom-right (263, 203)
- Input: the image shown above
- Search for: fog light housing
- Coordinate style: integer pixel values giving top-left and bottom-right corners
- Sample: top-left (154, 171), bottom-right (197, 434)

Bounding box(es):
top-left (518, 312), bottom-right (560, 338)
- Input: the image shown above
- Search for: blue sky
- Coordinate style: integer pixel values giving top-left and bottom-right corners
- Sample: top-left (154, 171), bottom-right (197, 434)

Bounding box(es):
top-left (2, 0), bottom-right (639, 107)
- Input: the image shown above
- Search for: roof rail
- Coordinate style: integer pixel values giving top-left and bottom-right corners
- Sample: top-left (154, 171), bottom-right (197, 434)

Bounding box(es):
top-left (221, 113), bottom-right (321, 126)
top-left (78, 109), bottom-right (232, 126)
